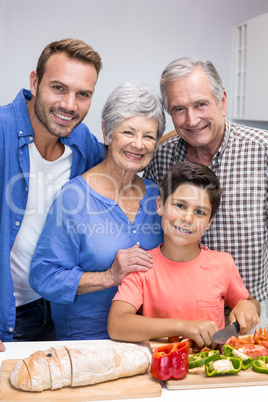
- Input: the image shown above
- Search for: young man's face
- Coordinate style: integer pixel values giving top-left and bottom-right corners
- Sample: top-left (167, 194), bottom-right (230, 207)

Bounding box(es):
top-left (30, 52), bottom-right (98, 138)
top-left (166, 67), bottom-right (227, 153)
top-left (157, 183), bottom-right (213, 249)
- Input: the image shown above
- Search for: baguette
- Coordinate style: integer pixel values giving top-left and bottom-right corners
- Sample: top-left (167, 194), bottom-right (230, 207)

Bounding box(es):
top-left (9, 341), bottom-right (150, 392)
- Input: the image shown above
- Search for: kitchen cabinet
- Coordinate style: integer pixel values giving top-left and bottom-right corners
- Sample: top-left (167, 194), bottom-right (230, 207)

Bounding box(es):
top-left (233, 12), bottom-right (268, 121)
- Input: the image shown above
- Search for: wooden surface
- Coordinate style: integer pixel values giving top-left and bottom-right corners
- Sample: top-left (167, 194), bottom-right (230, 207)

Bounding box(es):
top-left (148, 340), bottom-right (170, 353)
top-left (0, 359), bottom-right (162, 401)
top-left (148, 340), bottom-right (268, 390)
top-left (165, 366), bottom-right (268, 390)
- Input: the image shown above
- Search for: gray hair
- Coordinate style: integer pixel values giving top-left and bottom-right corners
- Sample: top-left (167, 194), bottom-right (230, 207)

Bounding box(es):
top-left (160, 57), bottom-right (225, 113)
top-left (101, 82), bottom-right (166, 142)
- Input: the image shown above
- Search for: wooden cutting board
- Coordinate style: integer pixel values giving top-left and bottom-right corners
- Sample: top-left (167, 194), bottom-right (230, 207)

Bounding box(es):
top-left (0, 359), bottom-right (162, 401)
top-left (149, 340), bottom-right (268, 390)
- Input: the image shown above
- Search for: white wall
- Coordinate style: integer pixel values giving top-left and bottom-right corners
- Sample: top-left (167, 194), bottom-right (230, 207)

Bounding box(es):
top-left (1, 0), bottom-right (268, 141)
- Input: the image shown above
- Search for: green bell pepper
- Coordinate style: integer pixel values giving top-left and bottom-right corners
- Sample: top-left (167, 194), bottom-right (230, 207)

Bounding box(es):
top-left (205, 356), bottom-right (242, 376)
top-left (252, 356), bottom-right (268, 374)
top-left (223, 344), bottom-right (252, 370)
top-left (189, 350), bottom-right (220, 369)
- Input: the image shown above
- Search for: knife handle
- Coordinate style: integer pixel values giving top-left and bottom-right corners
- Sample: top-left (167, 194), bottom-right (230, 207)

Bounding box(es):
top-left (233, 320), bottom-right (240, 334)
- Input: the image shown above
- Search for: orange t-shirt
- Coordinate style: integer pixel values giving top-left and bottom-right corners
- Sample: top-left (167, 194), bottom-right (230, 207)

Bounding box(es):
top-left (113, 246), bottom-right (249, 329)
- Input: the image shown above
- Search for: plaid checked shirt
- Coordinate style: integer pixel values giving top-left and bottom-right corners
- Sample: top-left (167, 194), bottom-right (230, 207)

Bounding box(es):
top-left (144, 119), bottom-right (268, 302)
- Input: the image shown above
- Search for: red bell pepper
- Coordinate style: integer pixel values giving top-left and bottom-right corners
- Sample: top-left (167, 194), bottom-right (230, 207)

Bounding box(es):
top-left (150, 341), bottom-right (189, 381)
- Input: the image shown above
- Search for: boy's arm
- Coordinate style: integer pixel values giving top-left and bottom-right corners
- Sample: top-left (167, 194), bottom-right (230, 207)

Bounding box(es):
top-left (229, 294), bottom-right (260, 335)
top-left (107, 300), bottom-right (219, 347)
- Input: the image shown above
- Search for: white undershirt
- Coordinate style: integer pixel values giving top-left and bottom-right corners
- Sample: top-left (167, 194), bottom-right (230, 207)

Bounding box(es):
top-left (10, 142), bottom-right (73, 307)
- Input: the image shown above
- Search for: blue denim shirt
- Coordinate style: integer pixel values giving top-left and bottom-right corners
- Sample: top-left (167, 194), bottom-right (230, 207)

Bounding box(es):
top-left (0, 89), bottom-right (104, 341)
top-left (30, 176), bottom-right (163, 340)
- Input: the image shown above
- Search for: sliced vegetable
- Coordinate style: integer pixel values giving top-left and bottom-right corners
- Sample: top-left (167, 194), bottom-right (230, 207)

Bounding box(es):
top-left (189, 350), bottom-right (220, 369)
top-left (205, 356), bottom-right (242, 377)
top-left (168, 336), bottom-right (182, 343)
top-left (226, 336), bottom-right (239, 349)
top-left (150, 341), bottom-right (189, 381)
top-left (253, 327), bottom-right (268, 344)
top-left (223, 344), bottom-right (252, 370)
top-left (252, 356), bottom-right (268, 374)
top-left (239, 344), bottom-right (268, 360)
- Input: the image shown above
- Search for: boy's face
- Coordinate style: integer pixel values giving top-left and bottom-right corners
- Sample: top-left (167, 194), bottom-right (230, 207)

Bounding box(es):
top-left (157, 183), bottom-right (213, 248)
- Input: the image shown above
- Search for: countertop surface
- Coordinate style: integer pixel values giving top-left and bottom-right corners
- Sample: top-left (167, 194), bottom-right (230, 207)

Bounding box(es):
top-left (0, 339), bottom-right (267, 402)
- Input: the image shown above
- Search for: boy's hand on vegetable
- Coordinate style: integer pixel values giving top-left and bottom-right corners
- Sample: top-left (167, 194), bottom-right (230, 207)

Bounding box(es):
top-left (182, 319), bottom-right (219, 348)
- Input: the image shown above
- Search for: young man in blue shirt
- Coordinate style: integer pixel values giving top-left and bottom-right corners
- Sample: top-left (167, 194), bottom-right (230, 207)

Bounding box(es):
top-left (0, 39), bottom-right (104, 348)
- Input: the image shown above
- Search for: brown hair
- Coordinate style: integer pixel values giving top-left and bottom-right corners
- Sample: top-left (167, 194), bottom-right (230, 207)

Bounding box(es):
top-left (36, 38), bottom-right (102, 83)
top-left (160, 161), bottom-right (222, 219)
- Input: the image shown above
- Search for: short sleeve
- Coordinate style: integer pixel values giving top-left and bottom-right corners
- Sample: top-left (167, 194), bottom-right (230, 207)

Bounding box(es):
top-left (113, 272), bottom-right (144, 311)
top-left (225, 256), bottom-right (249, 309)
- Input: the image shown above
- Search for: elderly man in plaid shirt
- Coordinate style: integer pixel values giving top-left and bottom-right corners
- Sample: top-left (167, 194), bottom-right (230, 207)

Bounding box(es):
top-left (144, 57), bottom-right (268, 330)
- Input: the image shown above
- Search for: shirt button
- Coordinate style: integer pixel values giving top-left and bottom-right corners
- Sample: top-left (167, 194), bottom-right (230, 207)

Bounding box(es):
top-left (29, 136), bottom-right (33, 141)
top-left (133, 229), bottom-right (137, 234)
top-left (15, 221), bottom-right (20, 227)
top-left (8, 327), bottom-right (13, 333)
top-left (26, 187), bottom-right (28, 191)
top-left (136, 242), bottom-right (140, 246)
top-left (19, 131), bottom-right (23, 134)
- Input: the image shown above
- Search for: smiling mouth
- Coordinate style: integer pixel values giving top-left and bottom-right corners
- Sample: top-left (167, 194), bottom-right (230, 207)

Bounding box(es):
top-left (174, 225), bottom-right (192, 234)
top-left (185, 123), bottom-right (209, 133)
top-left (52, 111), bottom-right (74, 121)
top-left (124, 151), bottom-right (143, 159)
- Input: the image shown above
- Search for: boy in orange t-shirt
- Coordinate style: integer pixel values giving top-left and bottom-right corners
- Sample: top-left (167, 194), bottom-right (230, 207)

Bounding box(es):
top-left (108, 161), bottom-right (260, 348)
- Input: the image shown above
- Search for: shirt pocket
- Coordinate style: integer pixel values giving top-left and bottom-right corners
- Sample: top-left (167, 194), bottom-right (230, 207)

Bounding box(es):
top-left (197, 298), bottom-right (223, 324)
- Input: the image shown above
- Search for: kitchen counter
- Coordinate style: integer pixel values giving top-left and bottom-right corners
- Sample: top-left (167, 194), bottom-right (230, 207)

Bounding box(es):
top-left (0, 339), bottom-right (267, 402)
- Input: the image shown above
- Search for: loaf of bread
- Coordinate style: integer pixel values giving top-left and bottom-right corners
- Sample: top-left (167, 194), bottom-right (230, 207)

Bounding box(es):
top-left (9, 341), bottom-right (150, 392)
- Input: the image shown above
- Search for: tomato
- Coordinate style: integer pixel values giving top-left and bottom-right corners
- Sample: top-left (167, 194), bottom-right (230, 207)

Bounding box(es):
top-left (260, 340), bottom-right (268, 349)
top-left (168, 336), bottom-right (182, 343)
top-left (200, 347), bottom-right (211, 352)
top-left (226, 336), bottom-right (239, 349)
top-left (225, 326), bottom-right (268, 359)
top-left (239, 345), bottom-right (268, 360)
top-left (237, 335), bottom-right (254, 344)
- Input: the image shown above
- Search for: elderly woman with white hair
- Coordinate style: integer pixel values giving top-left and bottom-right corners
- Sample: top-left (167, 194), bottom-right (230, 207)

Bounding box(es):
top-left (30, 82), bottom-right (165, 340)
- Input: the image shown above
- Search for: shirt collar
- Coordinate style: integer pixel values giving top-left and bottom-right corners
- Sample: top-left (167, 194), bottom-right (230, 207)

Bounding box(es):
top-left (14, 89), bottom-right (35, 141)
top-left (15, 89), bottom-right (80, 148)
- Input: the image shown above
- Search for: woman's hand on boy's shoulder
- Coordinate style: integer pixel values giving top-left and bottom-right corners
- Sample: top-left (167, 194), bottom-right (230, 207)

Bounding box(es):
top-left (107, 245), bottom-right (153, 286)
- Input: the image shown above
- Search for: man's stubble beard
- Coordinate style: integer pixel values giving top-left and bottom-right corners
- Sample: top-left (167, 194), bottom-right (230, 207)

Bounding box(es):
top-left (34, 87), bottom-right (82, 138)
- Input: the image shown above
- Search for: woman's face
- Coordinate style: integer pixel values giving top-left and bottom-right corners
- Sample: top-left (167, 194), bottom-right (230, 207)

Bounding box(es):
top-left (105, 116), bottom-right (158, 173)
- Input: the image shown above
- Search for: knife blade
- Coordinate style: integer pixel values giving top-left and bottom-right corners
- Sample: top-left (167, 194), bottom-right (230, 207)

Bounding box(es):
top-left (211, 321), bottom-right (240, 344)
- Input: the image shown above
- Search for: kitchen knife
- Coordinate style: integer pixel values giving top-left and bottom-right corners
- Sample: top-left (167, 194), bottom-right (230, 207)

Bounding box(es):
top-left (211, 321), bottom-right (240, 344)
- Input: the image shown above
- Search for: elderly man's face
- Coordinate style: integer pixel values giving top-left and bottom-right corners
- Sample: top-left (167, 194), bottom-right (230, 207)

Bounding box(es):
top-left (30, 52), bottom-right (98, 138)
top-left (166, 68), bottom-right (227, 153)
